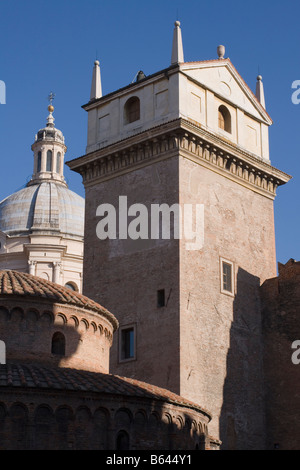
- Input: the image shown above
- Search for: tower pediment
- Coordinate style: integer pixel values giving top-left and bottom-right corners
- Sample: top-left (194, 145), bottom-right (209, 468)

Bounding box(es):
top-left (181, 59), bottom-right (271, 125)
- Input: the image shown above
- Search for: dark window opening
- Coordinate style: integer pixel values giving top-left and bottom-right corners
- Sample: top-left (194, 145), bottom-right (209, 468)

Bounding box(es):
top-left (116, 430), bottom-right (129, 450)
top-left (46, 150), bottom-right (52, 172)
top-left (222, 262), bottom-right (233, 293)
top-left (37, 152), bottom-right (42, 172)
top-left (51, 332), bottom-right (66, 356)
top-left (65, 282), bottom-right (78, 292)
top-left (157, 289), bottom-right (165, 308)
top-left (218, 105), bottom-right (231, 133)
top-left (121, 328), bottom-right (134, 360)
top-left (124, 96), bottom-right (140, 124)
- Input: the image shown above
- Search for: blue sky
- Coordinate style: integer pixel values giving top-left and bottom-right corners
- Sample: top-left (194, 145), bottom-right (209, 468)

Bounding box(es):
top-left (0, 0), bottom-right (299, 265)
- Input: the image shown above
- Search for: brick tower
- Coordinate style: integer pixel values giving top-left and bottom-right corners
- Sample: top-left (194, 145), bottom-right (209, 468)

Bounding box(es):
top-left (68, 22), bottom-right (290, 449)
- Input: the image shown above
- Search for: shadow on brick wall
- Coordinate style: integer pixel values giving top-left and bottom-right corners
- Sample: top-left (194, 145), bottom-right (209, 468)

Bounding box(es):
top-left (0, 367), bottom-right (211, 450)
top-left (260, 262), bottom-right (300, 450)
top-left (219, 266), bottom-right (265, 450)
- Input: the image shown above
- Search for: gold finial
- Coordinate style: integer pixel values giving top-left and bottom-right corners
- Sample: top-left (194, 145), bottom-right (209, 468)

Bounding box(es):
top-left (48, 91), bottom-right (55, 113)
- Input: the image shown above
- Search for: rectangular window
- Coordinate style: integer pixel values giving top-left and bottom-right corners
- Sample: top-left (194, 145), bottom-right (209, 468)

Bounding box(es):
top-left (221, 258), bottom-right (234, 295)
top-left (119, 326), bottom-right (135, 362)
top-left (157, 289), bottom-right (165, 308)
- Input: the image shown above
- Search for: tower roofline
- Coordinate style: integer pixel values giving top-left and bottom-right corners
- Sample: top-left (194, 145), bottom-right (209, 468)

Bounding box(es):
top-left (180, 59), bottom-right (272, 124)
top-left (82, 59), bottom-right (272, 126)
top-left (82, 63), bottom-right (179, 110)
top-left (67, 116), bottom-right (291, 201)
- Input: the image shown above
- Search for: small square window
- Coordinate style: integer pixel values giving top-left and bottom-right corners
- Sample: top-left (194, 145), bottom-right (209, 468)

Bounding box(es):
top-left (119, 326), bottom-right (135, 362)
top-left (220, 258), bottom-right (234, 295)
top-left (157, 289), bottom-right (165, 308)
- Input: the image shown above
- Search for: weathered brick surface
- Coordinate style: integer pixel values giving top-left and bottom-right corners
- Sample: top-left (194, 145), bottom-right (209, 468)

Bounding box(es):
top-left (83, 157), bottom-right (182, 394)
top-left (0, 271), bottom-right (117, 373)
top-left (261, 260), bottom-right (300, 450)
top-left (179, 156), bottom-right (276, 449)
top-left (0, 364), bottom-right (214, 450)
top-left (82, 146), bottom-right (277, 449)
top-left (0, 269), bottom-right (221, 450)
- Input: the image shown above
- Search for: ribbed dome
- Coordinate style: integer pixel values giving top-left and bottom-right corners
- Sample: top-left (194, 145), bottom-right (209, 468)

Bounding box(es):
top-left (0, 182), bottom-right (84, 238)
top-left (0, 270), bottom-right (118, 330)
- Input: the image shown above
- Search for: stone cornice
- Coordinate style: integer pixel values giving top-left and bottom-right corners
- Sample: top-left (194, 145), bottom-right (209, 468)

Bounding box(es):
top-left (24, 244), bottom-right (67, 255)
top-left (67, 118), bottom-right (291, 200)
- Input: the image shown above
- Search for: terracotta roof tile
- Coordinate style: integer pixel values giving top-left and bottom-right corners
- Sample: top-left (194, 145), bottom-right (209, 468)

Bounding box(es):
top-left (0, 270), bottom-right (118, 330)
top-left (0, 363), bottom-right (211, 419)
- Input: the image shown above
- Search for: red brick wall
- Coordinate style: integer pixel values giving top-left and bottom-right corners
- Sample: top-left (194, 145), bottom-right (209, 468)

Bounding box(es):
top-left (0, 387), bottom-right (213, 450)
top-left (0, 297), bottom-right (114, 373)
top-left (261, 260), bottom-right (300, 450)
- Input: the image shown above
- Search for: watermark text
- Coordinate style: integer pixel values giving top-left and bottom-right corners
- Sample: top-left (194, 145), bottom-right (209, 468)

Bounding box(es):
top-left (96, 196), bottom-right (204, 251)
top-left (0, 80), bottom-right (6, 104)
top-left (291, 340), bottom-right (300, 364)
top-left (291, 80), bottom-right (300, 105)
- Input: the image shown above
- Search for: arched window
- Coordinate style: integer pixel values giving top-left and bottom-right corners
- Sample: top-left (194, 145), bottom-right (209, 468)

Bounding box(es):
top-left (37, 151), bottom-right (42, 172)
top-left (46, 150), bottom-right (53, 172)
top-left (56, 152), bottom-right (61, 174)
top-left (51, 332), bottom-right (65, 356)
top-left (116, 430), bottom-right (129, 450)
top-left (124, 96), bottom-right (140, 124)
top-left (10, 404), bottom-right (29, 450)
top-left (65, 282), bottom-right (78, 292)
top-left (35, 406), bottom-right (55, 450)
top-left (218, 105), bottom-right (231, 133)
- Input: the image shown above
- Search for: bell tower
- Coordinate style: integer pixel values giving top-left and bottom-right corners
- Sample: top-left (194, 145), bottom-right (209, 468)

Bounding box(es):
top-left (68, 22), bottom-right (291, 449)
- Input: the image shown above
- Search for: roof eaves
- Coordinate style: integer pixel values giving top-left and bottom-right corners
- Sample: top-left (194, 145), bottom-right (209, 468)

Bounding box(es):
top-left (82, 64), bottom-right (179, 110)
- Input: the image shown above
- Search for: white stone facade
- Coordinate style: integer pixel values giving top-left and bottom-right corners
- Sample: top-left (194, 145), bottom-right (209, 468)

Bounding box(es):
top-left (84, 58), bottom-right (271, 163)
top-left (0, 107), bottom-right (85, 292)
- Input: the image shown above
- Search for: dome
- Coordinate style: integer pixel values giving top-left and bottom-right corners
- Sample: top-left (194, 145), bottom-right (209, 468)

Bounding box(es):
top-left (0, 105), bottom-right (84, 240)
top-left (0, 105), bottom-right (85, 292)
top-left (0, 181), bottom-right (84, 238)
top-left (35, 122), bottom-right (64, 144)
top-left (0, 270), bottom-right (117, 329)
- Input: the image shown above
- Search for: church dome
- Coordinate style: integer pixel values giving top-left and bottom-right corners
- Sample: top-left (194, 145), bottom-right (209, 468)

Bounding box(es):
top-left (0, 102), bottom-right (84, 239)
top-left (0, 182), bottom-right (84, 238)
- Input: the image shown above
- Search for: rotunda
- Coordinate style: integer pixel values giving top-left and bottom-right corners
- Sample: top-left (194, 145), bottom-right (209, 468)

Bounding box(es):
top-left (0, 270), bottom-right (219, 450)
top-left (0, 105), bottom-right (85, 292)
